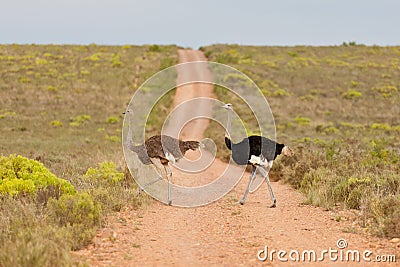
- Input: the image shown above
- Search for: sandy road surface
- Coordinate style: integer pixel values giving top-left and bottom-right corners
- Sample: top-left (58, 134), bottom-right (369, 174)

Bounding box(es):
top-left (75, 50), bottom-right (399, 266)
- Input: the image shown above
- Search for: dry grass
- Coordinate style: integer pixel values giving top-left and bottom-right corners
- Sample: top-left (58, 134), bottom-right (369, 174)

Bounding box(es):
top-left (0, 44), bottom-right (178, 266)
top-left (2, 43), bottom-right (400, 265)
top-left (201, 44), bottom-right (400, 237)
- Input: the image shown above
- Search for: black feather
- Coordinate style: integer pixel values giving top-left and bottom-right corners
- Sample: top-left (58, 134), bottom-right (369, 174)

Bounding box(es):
top-left (224, 136), bottom-right (232, 150)
top-left (225, 135), bottom-right (285, 165)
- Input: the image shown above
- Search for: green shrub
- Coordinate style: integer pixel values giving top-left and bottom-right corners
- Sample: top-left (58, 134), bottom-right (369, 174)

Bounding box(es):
top-left (0, 155), bottom-right (75, 197)
top-left (111, 53), bottom-right (123, 67)
top-left (223, 72), bottom-right (251, 86)
top-left (300, 167), bottom-right (339, 208)
top-left (297, 146), bottom-right (400, 237)
top-left (83, 53), bottom-right (101, 62)
top-left (159, 57), bottom-right (177, 70)
top-left (335, 176), bottom-right (372, 209)
top-left (89, 186), bottom-right (128, 213)
top-left (106, 116), bottom-right (119, 124)
top-left (46, 85), bottom-right (58, 91)
top-left (148, 44), bottom-right (161, 52)
top-left (84, 161), bottom-right (124, 184)
top-left (215, 49), bottom-right (240, 64)
top-left (0, 225), bottom-right (73, 267)
top-left (272, 88), bottom-right (291, 97)
top-left (323, 126), bottom-right (339, 134)
top-left (48, 192), bottom-right (101, 250)
top-left (0, 111), bottom-right (16, 119)
top-left (342, 89), bottom-right (362, 99)
top-left (366, 139), bottom-right (399, 165)
top-left (69, 114), bottom-right (91, 127)
top-left (50, 120), bottom-right (63, 127)
top-left (316, 124), bottom-right (340, 134)
top-left (370, 123), bottom-right (391, 131)
top-left (372, 85), bottom-right (398, 97)
top-left (0, 197), bottom-right (73, 266)
top-left (301, 168), bottom-right (373, 210)
top-left (294, 116), bottom-right (311, 126)
top-left (35, 57), bottom-right (48, 65)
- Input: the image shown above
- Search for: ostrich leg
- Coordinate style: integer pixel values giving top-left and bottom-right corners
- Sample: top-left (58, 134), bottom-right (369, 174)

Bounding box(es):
top-left (164, 164), bottom-right (173, 205)
top-left (137, 175), bottom-right (163, 194)
top-left (137, 158), bottom-right (167, 195)
top-left (239, 165), bottom-right (257, 205)
top-left (257, 165), bottom-right (276, 208)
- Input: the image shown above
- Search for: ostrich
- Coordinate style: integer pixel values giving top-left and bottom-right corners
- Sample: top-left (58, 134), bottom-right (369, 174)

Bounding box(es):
top-left (222, 103), bottom-right (293, 207)
top-left (123, 109), bottom-right (201, 205)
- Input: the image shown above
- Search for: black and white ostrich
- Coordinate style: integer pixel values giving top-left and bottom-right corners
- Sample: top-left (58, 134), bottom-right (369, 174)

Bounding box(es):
top-left (222, 103), bottom-right (293, 207)
top-left (123, 109), bottom-right (200, 205)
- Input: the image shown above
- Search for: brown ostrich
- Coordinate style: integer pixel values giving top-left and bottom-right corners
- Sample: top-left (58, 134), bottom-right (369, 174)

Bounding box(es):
top-left (123, 109), bottom-right (200, 205)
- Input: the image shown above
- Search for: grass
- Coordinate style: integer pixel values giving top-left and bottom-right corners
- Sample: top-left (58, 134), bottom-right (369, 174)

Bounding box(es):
top-left (0, 44), bottom-right (179, 266)
top-left (2, 43), bottom-right (400, 265)
top-left (201, 44), bottom-right (400, 238)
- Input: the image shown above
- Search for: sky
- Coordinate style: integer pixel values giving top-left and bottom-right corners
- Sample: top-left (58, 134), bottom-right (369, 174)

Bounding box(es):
top-left (1, 0), bottom-right (399, 48)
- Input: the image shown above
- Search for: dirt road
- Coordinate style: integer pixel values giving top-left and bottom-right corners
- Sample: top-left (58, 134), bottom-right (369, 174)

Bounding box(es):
top-left (75, 50), bottom-right (399, 266)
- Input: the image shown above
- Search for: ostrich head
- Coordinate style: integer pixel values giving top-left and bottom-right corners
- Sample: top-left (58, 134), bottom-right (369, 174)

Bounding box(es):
top-left (282, 146), bottom-right (294, 157)
top-left (123, 109), bottom-right (133, 115)
top-left (122, 108), bottom-right (138, 150)
top-left (275, 143), bottom-right (295, 159)
top-left (222, 103), bottom-right (233, 110)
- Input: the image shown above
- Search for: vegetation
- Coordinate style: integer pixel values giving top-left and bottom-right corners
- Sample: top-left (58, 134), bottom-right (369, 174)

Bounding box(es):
top-left (201, 44), bottom-right (400, 237)
top-left (0, 44), bottom-right (178, 266)
top-left (0, 154), bottom-right (75, 196)
top-left (2, 42), bottom-right (400, 264)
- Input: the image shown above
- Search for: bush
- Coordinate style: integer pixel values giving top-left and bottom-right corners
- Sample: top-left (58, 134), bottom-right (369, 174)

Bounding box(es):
top-left (69, 114), bottom-right (91, 127)
top-left (0, 197), bottom-right (73, 266)
top-left (272, 88), bottom-right (291, 97)
top-left (50, 120), bottom-right (63, 127)
top-left (148, 44), bottom-right (161, 52)
top-left (300, 167), bottom-right (340, 208)
top-left (0, 225), bottom-right (73, 267)
top-left (84, 161), bottom-right (124, 184)
top-left (295, 141), bottom-right (400, 237)
top-left (372, 85), bottom-right (398, 97)
top-left (294, 116), bottom-right (311, 126)
top-left (370, 195), bottom-right (400, 237)
top-left (48, 192), bottom-right (102, 250)
top-left (342, 89), bottom-right (362, 99)
top-left (83, 162), bottom-right (140, 212)
top-left (370, 123), bottom-right (391, 131)
top-left (0, 155), bottom-right (75, 197)
top-left (106, 116), bottom-right (119, 124)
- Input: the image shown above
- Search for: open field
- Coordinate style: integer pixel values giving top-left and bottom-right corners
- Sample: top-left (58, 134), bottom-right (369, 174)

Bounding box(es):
top-left (0, 44), bottom-right (178, 266)
top-left (201, 44), bottom-right (400, 236)
top-left (1, 44), bottom-right (399, 266)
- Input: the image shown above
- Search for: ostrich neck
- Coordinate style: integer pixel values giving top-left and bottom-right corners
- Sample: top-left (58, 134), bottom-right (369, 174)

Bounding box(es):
top-left (226, 109), bottom-right (232, 137)
top-left (127, 112), bottom-right (140, 152)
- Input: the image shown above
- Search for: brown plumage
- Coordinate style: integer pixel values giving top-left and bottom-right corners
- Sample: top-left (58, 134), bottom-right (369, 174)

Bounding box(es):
top-left (140, 135), bottom-right (200, 164)
top-left (123, 109), bottom-right (201, 205)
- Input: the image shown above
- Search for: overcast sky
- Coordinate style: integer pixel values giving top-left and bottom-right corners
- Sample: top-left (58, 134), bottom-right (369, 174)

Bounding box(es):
top-left (1, 0), bottom-right (399, 48)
